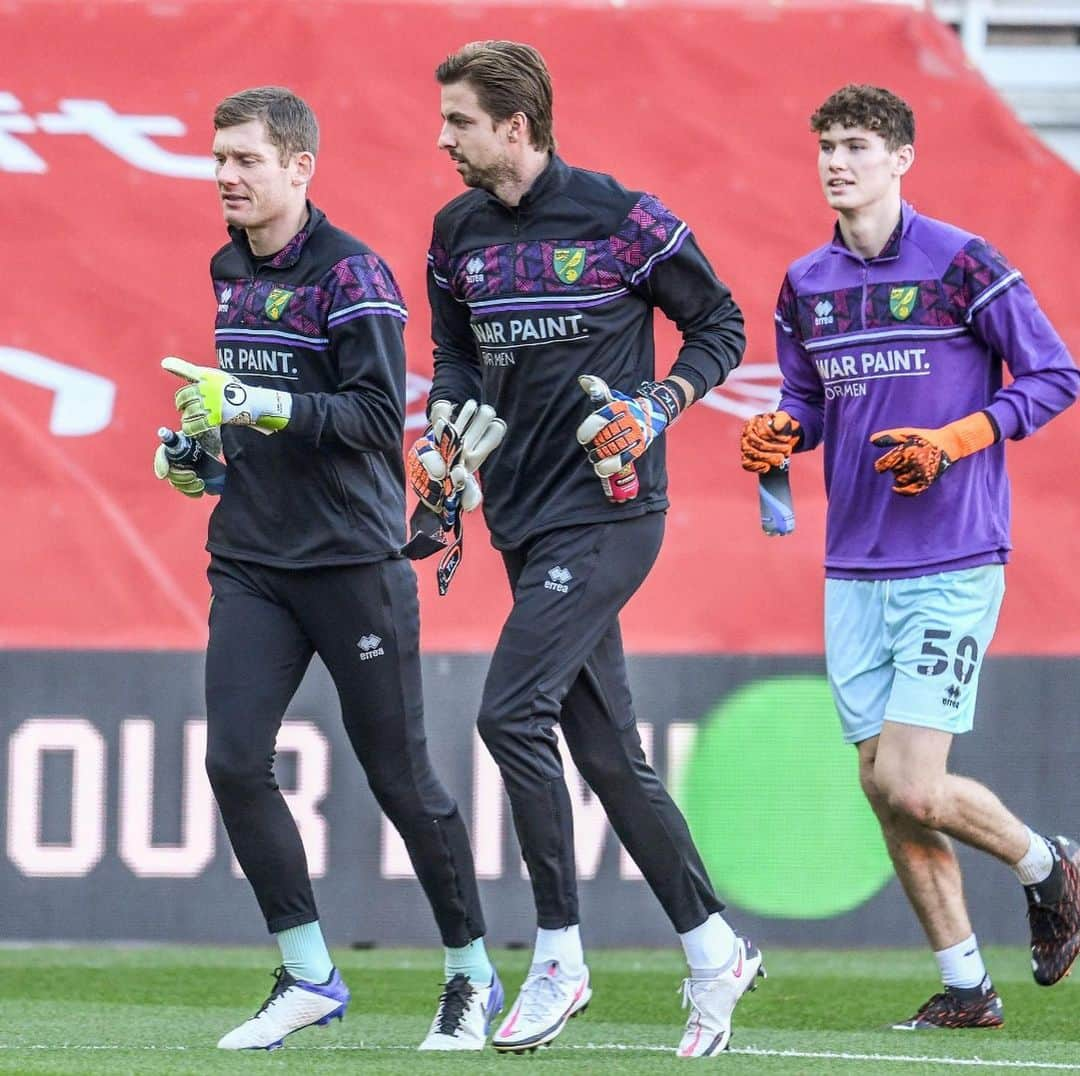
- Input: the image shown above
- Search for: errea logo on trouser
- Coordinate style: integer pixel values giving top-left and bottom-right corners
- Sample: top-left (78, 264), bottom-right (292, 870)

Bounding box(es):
top-left (357, 634), bottom-right (384, 660)
top-left (544, 567), bottom-right (572, 594)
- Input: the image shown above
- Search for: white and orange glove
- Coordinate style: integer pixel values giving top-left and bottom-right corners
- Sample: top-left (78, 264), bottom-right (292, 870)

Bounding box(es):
top-left (576, 377), bottom-right (685, 477)
top-left (407, 399), bottom-right (506, 527)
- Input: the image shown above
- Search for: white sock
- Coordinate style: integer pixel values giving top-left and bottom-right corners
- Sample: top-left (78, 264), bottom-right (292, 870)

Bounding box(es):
top-left (678, 913), bottom-right (737, 975)
top-left (533, 925), bottom-right (585, 978)
top-left (934, 933), bottom-right (987, 989)
top-left (1012, 826), bottom-right (1055, 886)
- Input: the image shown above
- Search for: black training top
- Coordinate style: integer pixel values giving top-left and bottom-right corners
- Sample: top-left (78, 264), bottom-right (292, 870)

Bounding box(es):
top-left (427, 156), bottom-right (745, 550)
top-left (207, 204), bottom-right (409, 567)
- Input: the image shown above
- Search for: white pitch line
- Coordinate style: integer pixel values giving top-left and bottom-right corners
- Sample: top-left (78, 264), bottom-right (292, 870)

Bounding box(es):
top-left (729, 1046), bottom-right (1080, 1070)
top-left (1, 1042), bottom-right (1079, 1069)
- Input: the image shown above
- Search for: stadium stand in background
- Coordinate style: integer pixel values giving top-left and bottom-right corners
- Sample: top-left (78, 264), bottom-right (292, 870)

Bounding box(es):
top-left (932, 0), bottom-right (1080, 166)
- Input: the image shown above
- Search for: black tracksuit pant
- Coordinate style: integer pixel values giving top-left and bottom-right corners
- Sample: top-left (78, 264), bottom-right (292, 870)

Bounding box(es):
top-left (476, 513), bottom-right (724, 933)
top-left (204, 555), bottom-right (485, 946)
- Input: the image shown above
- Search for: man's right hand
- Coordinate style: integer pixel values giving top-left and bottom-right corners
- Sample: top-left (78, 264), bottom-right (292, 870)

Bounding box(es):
top-left (740, 411), bottom-right (803, 473)
top-left (407, 399), bottom-right (506, 523)
top-left (153, 443), bottom-right (206, 498)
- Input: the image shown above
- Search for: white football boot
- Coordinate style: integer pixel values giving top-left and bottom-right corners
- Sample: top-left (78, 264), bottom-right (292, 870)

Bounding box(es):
top-left (217, 966), bottom-right (349, 1050)
top-left (492, 960), bottom-right (591, 1053)
top-left (418, 970), bottom-right (504, 1050)
top-left (677, 937), bottom-right (765, 1057)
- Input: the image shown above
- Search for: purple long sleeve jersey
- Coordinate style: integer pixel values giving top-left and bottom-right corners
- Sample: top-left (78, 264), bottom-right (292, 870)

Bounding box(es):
top-left (776, 202), bottom-right (1079, 578)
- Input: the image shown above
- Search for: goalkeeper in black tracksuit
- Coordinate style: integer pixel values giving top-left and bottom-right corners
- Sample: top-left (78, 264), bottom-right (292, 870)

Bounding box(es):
top-left (154, 86), bottom-right (500, 1054)
top-left (410, 41), bottom-right (762, 1058)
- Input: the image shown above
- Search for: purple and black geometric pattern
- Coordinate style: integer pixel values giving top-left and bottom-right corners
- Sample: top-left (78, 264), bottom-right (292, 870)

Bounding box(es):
top-left (781, 239), bottom-right (1020, 345)
top-left (431, 194), bottom-right (689, 304)
top-left (215, 254), bottom-right (407, 344)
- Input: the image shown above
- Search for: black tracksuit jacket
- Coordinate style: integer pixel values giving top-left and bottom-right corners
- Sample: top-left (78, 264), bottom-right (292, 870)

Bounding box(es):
top-left (427, 155), bottom-right (745, 550)
top-left (207, 204), bottom-right (409, 567)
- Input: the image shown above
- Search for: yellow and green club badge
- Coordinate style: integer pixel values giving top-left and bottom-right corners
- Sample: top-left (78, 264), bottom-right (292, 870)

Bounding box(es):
top-left (265, 288), bottom-right (294, 321)
top-left (553, 247), bottom-right (586, 285)
top-left (889, 285), bottom-right (918, 321)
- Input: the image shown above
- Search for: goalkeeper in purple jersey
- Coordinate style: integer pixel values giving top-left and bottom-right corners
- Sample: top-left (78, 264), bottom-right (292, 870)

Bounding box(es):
top-left (741, 84), bottom-right (1080, 1031)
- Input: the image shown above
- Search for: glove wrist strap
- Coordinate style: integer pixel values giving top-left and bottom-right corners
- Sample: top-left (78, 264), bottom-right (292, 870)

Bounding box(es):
top-left (251, 388), bottom-right (292, 431)
top-left (640, 378), bottom-right (686, 424)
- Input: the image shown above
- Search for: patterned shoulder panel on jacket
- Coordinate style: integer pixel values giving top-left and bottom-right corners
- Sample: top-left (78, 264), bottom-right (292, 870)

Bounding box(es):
top-left (941, 238), bottom-right (1022, 323)
top-left (782, 240), bottom-right (1022, 354)
top-left (215, 255), bottom-right (406, 357)
top-left (431, 193), bottom-right (690, 312)
top-left (327, 254), bottom-right (408, 330)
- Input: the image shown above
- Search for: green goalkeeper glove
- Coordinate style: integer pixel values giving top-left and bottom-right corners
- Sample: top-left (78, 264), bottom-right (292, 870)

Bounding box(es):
top-left (162, 356), bottom-right (291, 437)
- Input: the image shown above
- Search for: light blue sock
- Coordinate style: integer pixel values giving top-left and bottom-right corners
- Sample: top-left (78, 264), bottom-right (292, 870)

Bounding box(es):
top-left (275, 921), bottom-right (334, 984)
top-left (444, 937), bottom-right (494, 984)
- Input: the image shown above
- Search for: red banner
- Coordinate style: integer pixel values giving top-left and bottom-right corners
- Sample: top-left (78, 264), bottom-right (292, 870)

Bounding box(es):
top-left (3, 1), bottom-right (1078, 652)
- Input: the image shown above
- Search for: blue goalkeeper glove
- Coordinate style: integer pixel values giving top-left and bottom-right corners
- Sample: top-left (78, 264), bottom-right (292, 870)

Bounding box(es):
top-left (575, 377), bottom-right (685, 477)
top-left (162, 356), bottom-right (291, 437)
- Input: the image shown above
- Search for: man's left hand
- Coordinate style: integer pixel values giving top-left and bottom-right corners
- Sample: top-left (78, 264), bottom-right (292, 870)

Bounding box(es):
top-left (576, 379), bottom-right (684, 477)
top-left (162, 356), bottom-right (291, 437)
top-left (407, 399), bottom-right (506, 524)
top-left (871, 412), bottom-right (997, 496)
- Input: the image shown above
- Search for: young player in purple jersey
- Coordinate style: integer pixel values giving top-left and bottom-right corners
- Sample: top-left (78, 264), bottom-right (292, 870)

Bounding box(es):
top-left (741, 84), bottom-right (1080, 1030)
top-left (412, 40), bottom-right (762, 1057)
top-left (153, 86), bottom-right (500, 1053)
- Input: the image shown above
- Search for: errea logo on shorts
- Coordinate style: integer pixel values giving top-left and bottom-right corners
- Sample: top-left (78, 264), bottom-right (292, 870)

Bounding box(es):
top-left (465, 256), bottom-right (485, 285)
top-left (357, 634), bottom-right (384, 660)
top-left (545, 566), bottom-right (572, 593)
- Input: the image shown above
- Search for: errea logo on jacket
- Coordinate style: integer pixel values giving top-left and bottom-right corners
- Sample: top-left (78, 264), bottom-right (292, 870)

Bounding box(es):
top-left (465, 256), bottom-right (485, 285)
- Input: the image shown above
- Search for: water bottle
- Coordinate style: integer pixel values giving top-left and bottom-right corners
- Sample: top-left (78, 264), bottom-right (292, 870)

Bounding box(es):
top-left (578, 375), bottom-right (639, 503)
top-left (158, 427), bottom-right (227, 495)
top-left (758, 461), bottom-right (795, 536)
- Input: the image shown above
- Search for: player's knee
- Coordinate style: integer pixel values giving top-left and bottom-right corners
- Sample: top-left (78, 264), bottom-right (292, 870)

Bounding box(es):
top-left (368, 769), bottom-right (451, 823)
top-left (204, 750), bottom-right (270, 799)
top-left (476, 707), bottom-right (510, 754)
top-left (571, 741), bottom-right (631, 791)
top-left (880, 779), bottom-right (944, 828)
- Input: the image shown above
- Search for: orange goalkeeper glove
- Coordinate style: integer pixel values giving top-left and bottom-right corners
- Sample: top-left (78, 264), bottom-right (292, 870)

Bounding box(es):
top-left (870, 411), bottom-right (997, 496)
top-left (740, 411), bottom-right (803, 473)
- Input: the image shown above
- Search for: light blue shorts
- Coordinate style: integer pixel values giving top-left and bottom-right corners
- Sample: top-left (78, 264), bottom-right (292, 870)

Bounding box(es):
top-left (825, 566), bottom-right (1005, 745)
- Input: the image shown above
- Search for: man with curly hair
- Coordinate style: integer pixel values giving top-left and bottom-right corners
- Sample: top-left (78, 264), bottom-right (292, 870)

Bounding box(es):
top-left (741, 83), bottom-right (1080, 1029)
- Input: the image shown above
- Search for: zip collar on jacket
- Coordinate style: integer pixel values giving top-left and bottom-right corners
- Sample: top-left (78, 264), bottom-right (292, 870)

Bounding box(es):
top-left (226, 202), bottom-right (326, 270)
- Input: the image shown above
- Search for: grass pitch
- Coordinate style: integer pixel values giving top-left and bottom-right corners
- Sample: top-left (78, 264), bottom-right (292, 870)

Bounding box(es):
top-left (0, 945), bottom-right (1077, 1074)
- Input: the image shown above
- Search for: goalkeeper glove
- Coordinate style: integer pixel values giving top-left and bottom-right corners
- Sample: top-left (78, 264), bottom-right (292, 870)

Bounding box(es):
top-left (407, 399), bottom-right (506, 525)
top-left (154, 444), bottom-right (205, 497)
top-left (162, 356), bottom-right (291, 437)
top-left (871, 411), bottom-right (997, 496)
top-left (404, 399), bottom-right (506, 595)
top-left (153, 428), bottom-right (226, 498)
top-left (740, 411), bottom-right (803, 474)
top-left (576, 377), bottom-right (685, 477)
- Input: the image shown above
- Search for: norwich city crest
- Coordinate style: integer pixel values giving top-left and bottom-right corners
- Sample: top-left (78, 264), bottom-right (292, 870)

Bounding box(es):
top-left (889, 285), bottom-right (918, 321)
top-left (553, 247), bottom-right (586, 285)
top-left (265, 288), bottom-right (294, 321)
